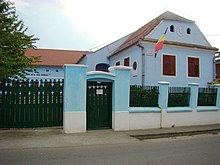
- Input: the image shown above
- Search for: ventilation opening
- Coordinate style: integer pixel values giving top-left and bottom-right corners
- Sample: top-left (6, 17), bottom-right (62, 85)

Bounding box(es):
top-left (187, 28), bottom-right (191, 34)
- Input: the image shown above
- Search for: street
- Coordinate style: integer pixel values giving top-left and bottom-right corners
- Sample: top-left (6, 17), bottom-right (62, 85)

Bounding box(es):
top-left (0, 134), bottom-right (220, 165)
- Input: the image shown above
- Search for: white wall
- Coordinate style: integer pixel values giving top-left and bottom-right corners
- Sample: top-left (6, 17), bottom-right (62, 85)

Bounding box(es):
top-left (26, 66), bottom-right (64, 79)
top-left (129, 108), bottom-right (220, 130)
top-left (129, 112), bottom-right (160, 130)
top-left (162, 108), bottom-right (220, 128)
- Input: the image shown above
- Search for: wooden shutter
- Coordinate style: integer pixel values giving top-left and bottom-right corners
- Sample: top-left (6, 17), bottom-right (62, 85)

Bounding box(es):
top-left (163, 55), bottom-right (169, 75)
top-left (216, 64), bottom-right (220, 79)
top-left (124, 57), bottom-right (130, 66)
top-left (116, 61), bottom-right (120, 66)
top-left (188, 57), bottom-right (199, 77)
top-left (163, 55), bottom-right (176, 76)
top-left (169, 56), bottom-right (176, 75)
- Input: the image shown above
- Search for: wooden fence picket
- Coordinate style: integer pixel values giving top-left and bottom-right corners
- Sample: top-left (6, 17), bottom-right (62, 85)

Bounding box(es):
top-left (0, 79), bottom-right (63, 128)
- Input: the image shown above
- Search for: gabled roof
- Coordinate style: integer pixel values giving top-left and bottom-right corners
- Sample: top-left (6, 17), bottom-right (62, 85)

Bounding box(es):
top-left (25, 48), bottom-right (87, 67)
top-left (111, 11), bottom-right (195, 56)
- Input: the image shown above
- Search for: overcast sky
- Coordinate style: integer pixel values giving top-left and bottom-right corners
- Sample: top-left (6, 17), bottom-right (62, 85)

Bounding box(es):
top-left (12, 0), bottom-right (220, 51)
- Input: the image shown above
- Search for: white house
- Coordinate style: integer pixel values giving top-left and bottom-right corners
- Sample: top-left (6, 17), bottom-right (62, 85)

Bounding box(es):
top-left (79, 11), bottom-right (218, 87)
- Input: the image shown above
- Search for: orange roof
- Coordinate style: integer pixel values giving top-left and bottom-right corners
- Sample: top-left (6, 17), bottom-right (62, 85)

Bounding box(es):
top-left (111, 11), bottom-right (194, 56)
top-left (25, 48), bottom-right (87, 66)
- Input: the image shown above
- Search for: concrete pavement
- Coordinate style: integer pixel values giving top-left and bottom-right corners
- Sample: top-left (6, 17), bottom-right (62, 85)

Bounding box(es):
top-left (0, 124), bottom-right (220, 150)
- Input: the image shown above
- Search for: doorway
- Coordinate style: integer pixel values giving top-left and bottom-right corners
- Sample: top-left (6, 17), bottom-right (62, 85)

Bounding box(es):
top-left (86, 81), bottom-right (112, 130)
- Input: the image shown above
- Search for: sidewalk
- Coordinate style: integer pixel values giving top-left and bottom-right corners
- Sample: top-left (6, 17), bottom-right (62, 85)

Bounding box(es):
top-left (0, 124), bottom-right (220, 150)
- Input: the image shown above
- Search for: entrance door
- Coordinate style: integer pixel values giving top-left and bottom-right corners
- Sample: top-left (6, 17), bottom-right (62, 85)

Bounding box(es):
top-left (86, 81), bottom-right (112, 130)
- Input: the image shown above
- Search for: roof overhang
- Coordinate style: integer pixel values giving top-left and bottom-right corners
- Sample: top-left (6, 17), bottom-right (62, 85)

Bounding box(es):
top-left (143, 38), bottom-right (219, 51)
top-left (108, 38), bottom-right (218, 59)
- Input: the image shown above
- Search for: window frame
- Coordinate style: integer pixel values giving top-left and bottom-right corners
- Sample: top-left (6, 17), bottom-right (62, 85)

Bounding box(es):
top-left (162, 54), bottom-right (177, 77)
top-left (187, 56), bottom-right (200, 78)
top-left (132, 60), bottom-right (138, 77)
top-left (132, 61), bottom-right (137, 71)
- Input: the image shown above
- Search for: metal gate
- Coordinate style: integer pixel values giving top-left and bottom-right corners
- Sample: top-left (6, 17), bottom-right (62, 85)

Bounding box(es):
top-left (86, 81), bottom-right (112, 130)
top-left (0, 80), bottom-right (63, 128)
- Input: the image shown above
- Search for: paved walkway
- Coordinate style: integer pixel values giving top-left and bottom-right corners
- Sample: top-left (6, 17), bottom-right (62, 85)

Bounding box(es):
top-left (0, 124), bottom-right (220, 149)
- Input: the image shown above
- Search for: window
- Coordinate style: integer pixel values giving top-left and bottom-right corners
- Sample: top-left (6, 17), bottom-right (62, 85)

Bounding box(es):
top-left (132, 61), bottom-right (138, 76)
top-left (56, 70), bottom-right (59, 72)
top-left (46, 69), bottom-right (49, 72)
top-left (133, 61), bottom-right (137, 70)
top-left (95, 63), bottom-right (110, 72)
top-left (170, 25), bottom-right (174, 32)
top-left (163, 55), bottom-right (176, 76)
top-left (124, 57), bottom-right (130, 66)
top-left (116, 61), bottom-right (120, 66)
top-left (216, 64), bottom-right (220, 79)
top-left (187, 28), bottom-right (191, 34)
top-left (188, 57), bottom-right (200, 77)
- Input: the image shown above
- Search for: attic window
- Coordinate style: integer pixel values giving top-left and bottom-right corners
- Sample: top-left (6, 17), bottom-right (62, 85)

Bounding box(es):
top-left (116, 61), bottom-right (120, 66)
top-left (170, 25), bottom-right (174, 32)
top-left (187, 28), bottom-right (191, 34)
top-left (124, 57), bottom-right (130, 66)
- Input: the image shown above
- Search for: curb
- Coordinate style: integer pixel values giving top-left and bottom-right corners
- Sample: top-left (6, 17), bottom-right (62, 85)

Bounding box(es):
top-left (130, 129), bottom-right (220, 140)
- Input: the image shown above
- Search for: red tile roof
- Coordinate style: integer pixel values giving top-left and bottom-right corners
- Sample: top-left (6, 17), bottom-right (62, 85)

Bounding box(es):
top-left (111, 11), bottom-right (195, 56)
top-left (25, 48), bottom-right (87, 66)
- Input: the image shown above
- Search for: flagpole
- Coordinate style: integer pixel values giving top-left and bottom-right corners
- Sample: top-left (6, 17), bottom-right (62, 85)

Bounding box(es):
top-left (154, 27), bottom-right (168, 58)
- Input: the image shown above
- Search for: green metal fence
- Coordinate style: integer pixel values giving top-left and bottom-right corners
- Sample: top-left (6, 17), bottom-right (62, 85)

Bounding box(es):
top-left (168, 87), bottom-right (190, 107)
top-left (197, 87), bottom-right (217, 106)
top-left (130, 85), bottom-right (159, 107)
top-left (0, 79), bottom-right (63, 128)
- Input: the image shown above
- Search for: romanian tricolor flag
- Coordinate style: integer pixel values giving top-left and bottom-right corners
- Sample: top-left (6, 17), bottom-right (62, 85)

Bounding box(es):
top-left (154, 27), bottom-right (168, 58)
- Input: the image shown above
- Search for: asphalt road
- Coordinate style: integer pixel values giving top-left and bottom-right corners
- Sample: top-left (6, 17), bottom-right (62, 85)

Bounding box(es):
top-left (0, 134), bottom-right (220, 165)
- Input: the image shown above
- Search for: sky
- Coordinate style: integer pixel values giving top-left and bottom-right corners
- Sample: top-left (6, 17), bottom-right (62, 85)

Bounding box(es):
top-left (11, 0), bottom-right (220, 51)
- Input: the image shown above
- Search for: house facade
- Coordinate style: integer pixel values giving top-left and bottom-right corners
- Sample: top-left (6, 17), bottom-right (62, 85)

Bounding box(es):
top-left (25, 48), bottom-right (86, 79)
top-left (6, 11), bottom-right (219, 132)
top-left (80, 11), bottom-right (218, 87)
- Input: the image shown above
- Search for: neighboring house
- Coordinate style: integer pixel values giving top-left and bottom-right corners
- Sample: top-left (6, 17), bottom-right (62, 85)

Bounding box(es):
top-left (25, 48), bottom-right (87, 79)
top-left (79, 11), bottom-right (218, 87)
top-left (215, 52), bottom-right (220, 79)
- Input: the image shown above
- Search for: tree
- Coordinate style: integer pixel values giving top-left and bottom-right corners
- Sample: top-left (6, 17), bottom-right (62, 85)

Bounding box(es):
top-left (0, 0), bottom-right (39, 80)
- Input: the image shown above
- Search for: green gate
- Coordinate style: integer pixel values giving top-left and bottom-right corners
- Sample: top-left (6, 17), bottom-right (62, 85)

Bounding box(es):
top-left (86, 81), bottom-right (112, 130)
top-left (0, 80), bottom-right (63, 128)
